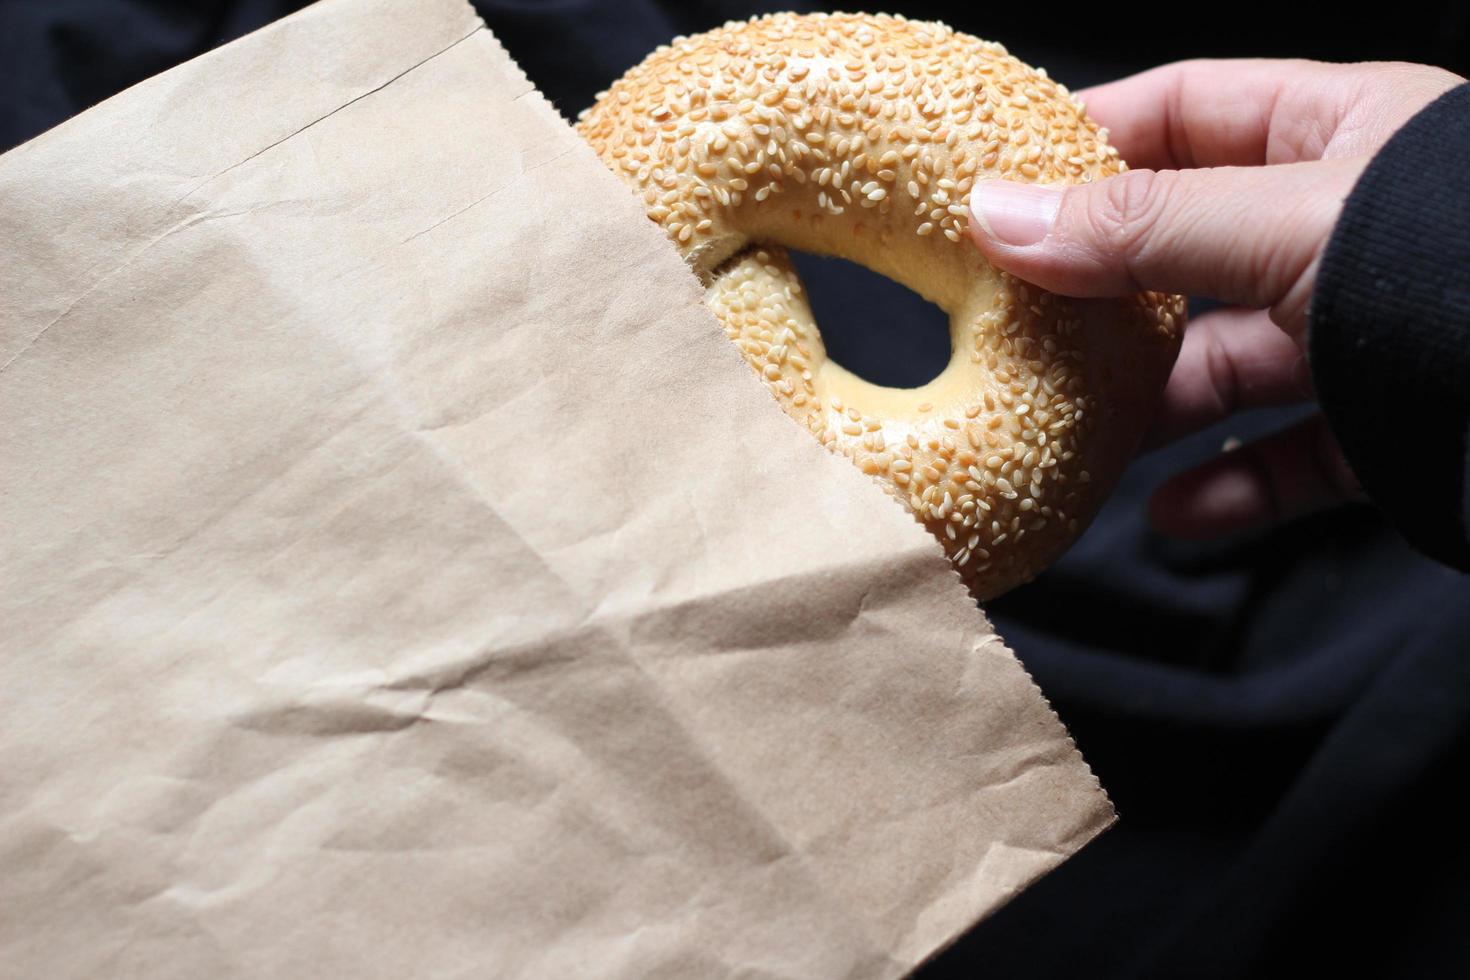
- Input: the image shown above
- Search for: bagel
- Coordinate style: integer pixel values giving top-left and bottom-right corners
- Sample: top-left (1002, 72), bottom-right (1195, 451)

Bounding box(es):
top-left (577, 12), bottom-right (1183, 600)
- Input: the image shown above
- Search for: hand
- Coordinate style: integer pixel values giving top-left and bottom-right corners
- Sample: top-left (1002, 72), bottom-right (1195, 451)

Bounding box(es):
top-left (966, 59), bottom-right (1463, 539)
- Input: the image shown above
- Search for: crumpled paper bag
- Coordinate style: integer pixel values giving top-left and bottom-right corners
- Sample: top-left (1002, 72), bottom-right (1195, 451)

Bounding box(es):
top-left (0, 0), bottom-right (1113, 975)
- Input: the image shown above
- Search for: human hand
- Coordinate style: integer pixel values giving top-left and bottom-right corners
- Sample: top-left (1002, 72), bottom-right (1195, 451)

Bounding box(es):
top-left (966, 59), bottom-right (1463, 539)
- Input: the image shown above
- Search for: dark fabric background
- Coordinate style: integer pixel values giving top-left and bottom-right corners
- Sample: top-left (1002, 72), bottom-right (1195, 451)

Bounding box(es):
top-left (4, 1), bottom-right (1468, 975)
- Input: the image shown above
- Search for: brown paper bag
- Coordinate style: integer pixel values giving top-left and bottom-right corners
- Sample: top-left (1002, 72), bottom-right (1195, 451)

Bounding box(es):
top-left (0, 0), bottom-right (1113, 975)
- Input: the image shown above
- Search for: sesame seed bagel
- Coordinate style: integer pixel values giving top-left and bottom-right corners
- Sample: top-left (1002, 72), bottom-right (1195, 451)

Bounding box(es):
top-left (577, 12), bottom-right (1184, 600)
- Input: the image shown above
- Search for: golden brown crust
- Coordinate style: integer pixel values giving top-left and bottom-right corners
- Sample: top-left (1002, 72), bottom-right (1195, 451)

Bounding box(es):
top-left (578, 12), bottom-right (1183, 600)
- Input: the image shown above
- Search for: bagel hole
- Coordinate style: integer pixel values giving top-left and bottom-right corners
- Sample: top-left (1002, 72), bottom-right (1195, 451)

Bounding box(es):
top-left (788, 250), bottom-right (950, 389)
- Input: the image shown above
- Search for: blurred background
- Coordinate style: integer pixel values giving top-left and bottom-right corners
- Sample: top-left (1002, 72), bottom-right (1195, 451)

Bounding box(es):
top-left (3, 1), bottom-right (1468, 976)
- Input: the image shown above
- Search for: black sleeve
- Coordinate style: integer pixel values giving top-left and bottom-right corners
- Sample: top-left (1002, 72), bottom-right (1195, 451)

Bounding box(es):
top-left (1308, 81), bottom-right (1470, 572)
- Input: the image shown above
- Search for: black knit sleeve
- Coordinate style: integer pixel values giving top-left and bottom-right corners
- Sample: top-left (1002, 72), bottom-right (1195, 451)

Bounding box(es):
top-left (1308, 81), bottom-right (1470, 572)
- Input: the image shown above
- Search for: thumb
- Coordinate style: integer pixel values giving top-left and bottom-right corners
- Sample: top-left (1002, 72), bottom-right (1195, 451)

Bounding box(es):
top-left (966, 161), bottom-right (1361, 331)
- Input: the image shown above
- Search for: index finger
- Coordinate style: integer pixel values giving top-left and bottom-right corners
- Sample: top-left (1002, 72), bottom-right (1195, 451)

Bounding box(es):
top-left (1076, 58), bottom-right (1354, 170)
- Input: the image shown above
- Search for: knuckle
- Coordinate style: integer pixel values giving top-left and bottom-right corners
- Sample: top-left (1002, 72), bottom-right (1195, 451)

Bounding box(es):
top-left (1083, 169), bottom-right (1173, 270)
top-left (1199, 327), bottom-right (1240, 420)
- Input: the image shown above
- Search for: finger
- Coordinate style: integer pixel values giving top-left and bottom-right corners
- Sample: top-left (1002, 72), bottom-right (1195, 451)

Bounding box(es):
top-left (966, 159), bottom-right (1361, 313)
top-left (1144, 307), bottom-right (1314, 450)
top-left (1074, 58), bottom-right (1352, 169)
top-left (1148, 414), bottom-right (1364, 539)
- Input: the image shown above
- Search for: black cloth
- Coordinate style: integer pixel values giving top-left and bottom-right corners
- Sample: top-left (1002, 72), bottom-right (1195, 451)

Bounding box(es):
top-left (3, 2), bottom-right (1469, 977)
top-left (1310, 81), bottom-right (1470, 572)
